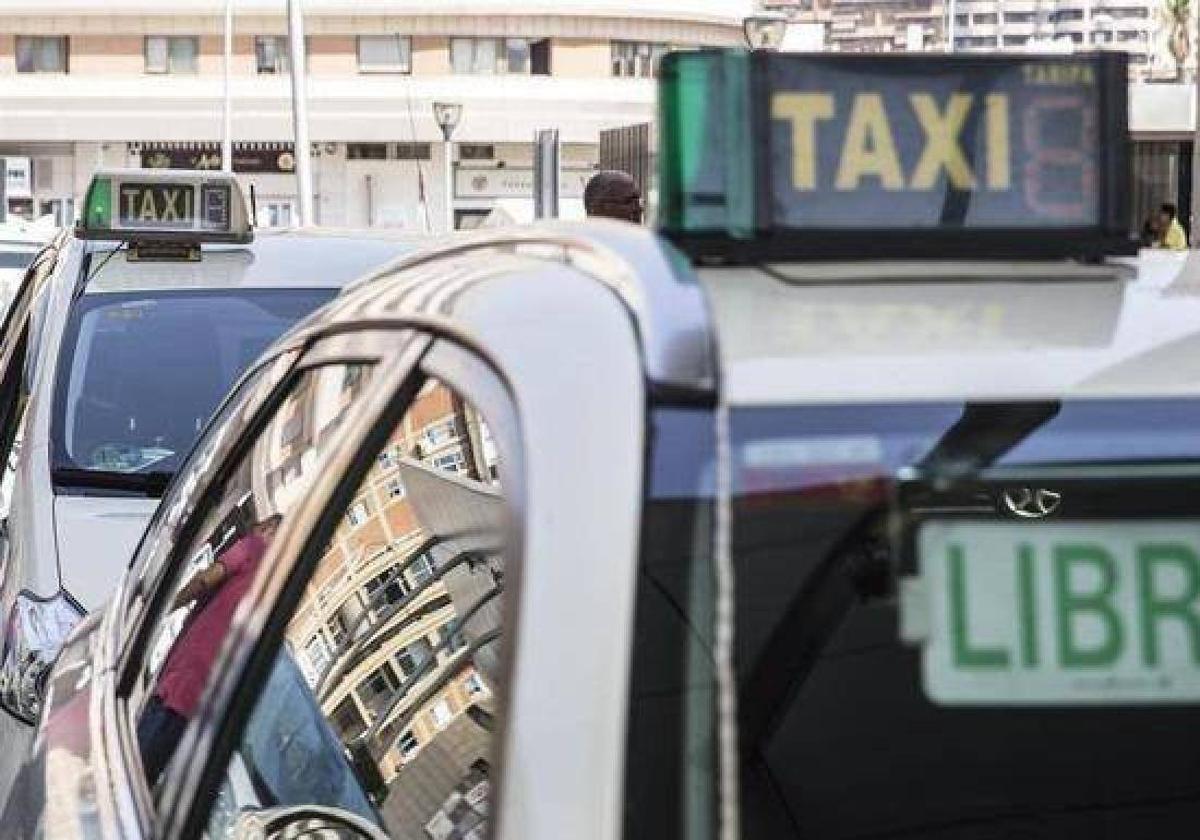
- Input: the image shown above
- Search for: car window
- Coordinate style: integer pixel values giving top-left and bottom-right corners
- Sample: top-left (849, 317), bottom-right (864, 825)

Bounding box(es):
top-left (202, 374), bottom-right (509, 840)
top-left (52, 288), bottom-right (334, 492)
top-left (731, 399), bottom-right (1200, 840)
top-left (131, 362), bottom-right (375, 788)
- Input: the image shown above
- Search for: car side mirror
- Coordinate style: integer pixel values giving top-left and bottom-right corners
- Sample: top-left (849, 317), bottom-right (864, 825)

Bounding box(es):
top-left (230, 805), bottom-right (388, 840)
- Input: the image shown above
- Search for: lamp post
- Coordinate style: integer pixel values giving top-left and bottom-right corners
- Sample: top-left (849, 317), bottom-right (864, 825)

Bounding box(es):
top-left (222, 0), bottom-right (233, 173)
top-left (287, 0), bottom-right (314, 226)
top-left (433, 101), bottom-right (462, 234)
top-left (743, 11), bottom-right (789, 50)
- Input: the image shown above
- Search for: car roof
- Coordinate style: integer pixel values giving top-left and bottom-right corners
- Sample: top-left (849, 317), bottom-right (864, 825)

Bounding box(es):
top-left (699, 249), bottom-right (1200, 405)
top-left (81, 228), bottom-right (427, 294)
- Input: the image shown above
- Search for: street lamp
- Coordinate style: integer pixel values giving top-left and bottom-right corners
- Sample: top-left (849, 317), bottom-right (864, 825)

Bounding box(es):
top-left (433, 101), bottom-right (463, 234)
top-left (743, 11), bottom-right (789, 51)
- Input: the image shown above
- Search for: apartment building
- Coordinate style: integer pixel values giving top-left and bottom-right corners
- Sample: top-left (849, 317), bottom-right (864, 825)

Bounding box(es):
top-left (952, 0), bottom-right (1173, 77)
top-left (0, 0), bottom-right (748, 230)
top-left (768, 0), bottom-right (1181, 80)
top-left (286, 376), bottom-right (503, 786)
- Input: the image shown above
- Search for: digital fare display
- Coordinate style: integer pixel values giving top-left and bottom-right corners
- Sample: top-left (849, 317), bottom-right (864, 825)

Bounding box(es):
top-left (767, 57), bottom-right (1106, 230)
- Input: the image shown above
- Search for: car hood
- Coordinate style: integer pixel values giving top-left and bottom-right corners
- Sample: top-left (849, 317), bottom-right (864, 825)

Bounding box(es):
top-left (53, 495), bottom-right (158, 611)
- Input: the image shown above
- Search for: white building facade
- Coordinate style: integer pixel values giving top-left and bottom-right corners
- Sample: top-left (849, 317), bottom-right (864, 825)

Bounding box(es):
top-left (0, 0), bottom-right (749, 231)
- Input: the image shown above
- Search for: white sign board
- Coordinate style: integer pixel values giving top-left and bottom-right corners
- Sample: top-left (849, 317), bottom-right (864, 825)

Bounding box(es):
top-left (455, 167), bottom-right (591, 200)
top-left (906, 520), bottom-right (1200, 705)
top-left (2, 157), bottom-right (31, 199)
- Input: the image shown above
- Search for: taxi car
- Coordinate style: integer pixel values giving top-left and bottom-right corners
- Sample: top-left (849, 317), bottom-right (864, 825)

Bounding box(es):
top-left (0, 170), bottom-right (420, 776)
top-left (8, 50), bottom-right (1200, 840)
top-left (0, 217), bottom-right (57, 313)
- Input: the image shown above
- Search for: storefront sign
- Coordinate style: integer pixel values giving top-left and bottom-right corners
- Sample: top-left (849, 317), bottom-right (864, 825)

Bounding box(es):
top-left (139, 144), bottom-right (296, 174)
top-left (455, 166), bottom-right (592, 199)
top-left (2, 157), bottom-right (32, 199)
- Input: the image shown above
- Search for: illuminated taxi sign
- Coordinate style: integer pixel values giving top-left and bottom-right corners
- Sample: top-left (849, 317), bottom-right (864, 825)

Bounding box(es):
top-left (76, 168), bottom-right (252, 244)
top-left (658, 51), bottom-right (1131, 261)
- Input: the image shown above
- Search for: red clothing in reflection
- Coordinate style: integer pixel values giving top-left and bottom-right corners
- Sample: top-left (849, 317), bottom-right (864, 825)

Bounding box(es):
top-left (155, 532), bottom-right (267, 719)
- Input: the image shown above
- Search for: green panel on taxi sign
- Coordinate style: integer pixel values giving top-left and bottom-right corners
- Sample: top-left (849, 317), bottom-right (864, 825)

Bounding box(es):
top-left (76, 168), bottom-right (252, 245)
top-left (657, 50), bottom-right (1132, 262)
top-left (906, 521), bottom-right (1200, 705)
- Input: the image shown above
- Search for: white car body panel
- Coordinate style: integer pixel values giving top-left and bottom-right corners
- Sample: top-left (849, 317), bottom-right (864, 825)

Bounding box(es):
top-left (52, 496), bottom-right (158, 610)
top-left (700, 250), bottom-right (1200, 405)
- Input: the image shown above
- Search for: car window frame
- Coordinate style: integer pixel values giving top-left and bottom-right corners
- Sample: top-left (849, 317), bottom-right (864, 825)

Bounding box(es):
top-left (164, 331), bottom-right (525, 840)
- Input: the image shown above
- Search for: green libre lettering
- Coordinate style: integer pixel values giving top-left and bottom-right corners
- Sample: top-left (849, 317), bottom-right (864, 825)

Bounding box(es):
top-left (1053, 543), bottom-right (1124, 669)
top-left (1137, 542), bottom-right (1200, 667)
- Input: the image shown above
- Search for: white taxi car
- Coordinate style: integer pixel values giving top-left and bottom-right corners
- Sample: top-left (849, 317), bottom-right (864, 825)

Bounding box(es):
top-left (0, 171), bottom-right (419, 743)
top-left (7, 50), bottom-right (1200, 840)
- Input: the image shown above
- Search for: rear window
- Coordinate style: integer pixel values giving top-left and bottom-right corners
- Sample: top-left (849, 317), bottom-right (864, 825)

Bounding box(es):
top-left (733, 399), bottom-right (1200, 839)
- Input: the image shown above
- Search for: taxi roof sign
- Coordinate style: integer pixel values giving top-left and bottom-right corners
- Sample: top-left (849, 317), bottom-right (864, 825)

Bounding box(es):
top-left (658, 51), bottom-right (1132, 262)
top-left (76, 168), bottom-right (253, 245)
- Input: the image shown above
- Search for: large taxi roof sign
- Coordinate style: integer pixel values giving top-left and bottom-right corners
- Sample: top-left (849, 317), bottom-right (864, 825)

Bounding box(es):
top-left (76, 168), bottom-right (253, 244)
top-left (658, 51), bottom-right (1131, 262)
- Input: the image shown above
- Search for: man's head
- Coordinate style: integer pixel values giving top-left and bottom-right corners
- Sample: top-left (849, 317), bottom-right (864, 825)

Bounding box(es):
top-left (254, 514), bottom-right (284, 543)
top-left (584, 170), bottom-right (643, 224)
top-left (1160, 203), bottom-right (1178, 226)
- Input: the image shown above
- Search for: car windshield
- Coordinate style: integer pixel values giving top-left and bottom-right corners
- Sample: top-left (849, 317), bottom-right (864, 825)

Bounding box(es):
top-left (733, 398), bottom-right (1200, 840)
top-left (0, 249), bottom-right (38, 270)
top-left (52, 288), bottom-right (333, 492)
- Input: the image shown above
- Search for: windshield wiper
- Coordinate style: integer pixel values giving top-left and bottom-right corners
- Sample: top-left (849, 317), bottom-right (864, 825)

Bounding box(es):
top-left (51, 467), bottom-right (173, 497)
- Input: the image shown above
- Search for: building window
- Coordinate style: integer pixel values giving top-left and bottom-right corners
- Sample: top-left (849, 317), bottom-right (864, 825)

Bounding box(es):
top-left (451, 37), bottom-right (550, 75)
top-left (397, 637), bottom-right (434, 677)
top-left (459, 144), bottom-right (495, 161)
top-left (254, 35), bottom-right (290, 74)
top-left (464, 672), bottom-right (486, 696)
top-left (258, 200), bottom-right (294, 229)
top-left (16, 37), bottom-right (68, 73)
top-left (432, 449), bottom-right (466, 474)
top-left (398, 729), bottom-right (420, 759)
top-left (346, 499), bottom-right (371, 528)
top-left (358, 35), bottom-right (412, 73)
top-left (430, 698), bottom-right (453, 729)
top-left (331, 696), bottom-right (367, 741)
top-left (305, 635), bottom-right (331, 676)
top-left (327, 612), bottom-right (349, 646)
top-left (358, 662), bottom-right (402, 713)
top-left (407, 554), bottom-right (436, 587)
top-left (395, 143), bottom-right (431, 160)
top-left (423, 418), bottom-right (457, 447)
top-left (611, 41), bottom-right (668, 78)
top-left (364, 565), bottom-right (407, 606)
top-left (145, 36), bottom-right (199, 74)
top-left (385, 477), bottom-right (406, 499)
top-left (346, 143), bottom-right (388, 160)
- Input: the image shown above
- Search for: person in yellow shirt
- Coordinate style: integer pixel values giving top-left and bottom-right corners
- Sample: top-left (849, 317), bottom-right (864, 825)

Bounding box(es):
top-left (1158, 203), bottom-right (1189, 250)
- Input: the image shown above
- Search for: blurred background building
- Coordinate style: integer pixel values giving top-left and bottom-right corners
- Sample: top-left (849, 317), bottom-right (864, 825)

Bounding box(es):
top-left (0, 0), bottom-right (749, 231)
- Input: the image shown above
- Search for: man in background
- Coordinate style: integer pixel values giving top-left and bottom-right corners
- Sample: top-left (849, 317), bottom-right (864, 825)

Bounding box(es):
top-left (1158, 203), bottom-right (1188, 250)
top-left (584, 170), bottom-right (643, 224)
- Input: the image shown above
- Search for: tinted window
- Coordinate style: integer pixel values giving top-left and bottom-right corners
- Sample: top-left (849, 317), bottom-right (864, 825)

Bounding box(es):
top-left (53, 289), bottom-right (332, 490)
top-left (206, 374), bottom-right (511, 839)
top-left (624, 407), bottom-right (718, 840)
top-left (733, 400), bottom-right (1200, 839)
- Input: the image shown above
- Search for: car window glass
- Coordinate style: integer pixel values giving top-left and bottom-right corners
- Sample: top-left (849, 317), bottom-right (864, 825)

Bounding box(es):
top-left (132, 362), bottom-right (374, 788)
top-left (204, 375), bottom-right (508, 840)
top-left (53, 288), bottom-right (334, 487)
